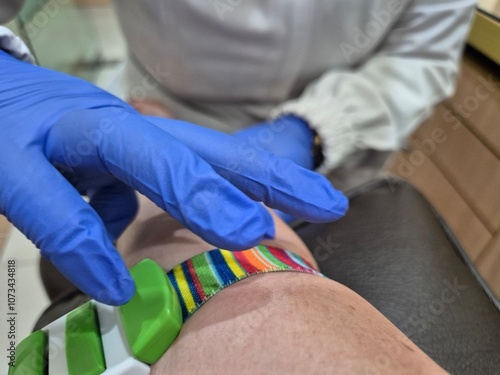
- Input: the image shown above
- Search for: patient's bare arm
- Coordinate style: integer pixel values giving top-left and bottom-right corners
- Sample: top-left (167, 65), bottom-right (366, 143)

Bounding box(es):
top-left (117, 194), bottom-right (317, 271)
top-left (153, 273), bottom-right (446, 375)
top-left (117, 195), bottom-right (447, 375)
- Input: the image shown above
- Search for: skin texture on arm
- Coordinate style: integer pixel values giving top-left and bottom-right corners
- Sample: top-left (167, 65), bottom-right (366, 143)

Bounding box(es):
top-left (117, 194), bottom-right (317, 272)
top-left (152, 273), bottom-right (447, 375)
top-left (117, 195), bottom-right (447, 375)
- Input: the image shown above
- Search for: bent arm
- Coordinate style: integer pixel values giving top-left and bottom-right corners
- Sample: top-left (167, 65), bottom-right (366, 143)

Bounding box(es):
top-left (117, 196), bottom-right (446, 374)
top-left (116, 194), bottom-right (317, 272)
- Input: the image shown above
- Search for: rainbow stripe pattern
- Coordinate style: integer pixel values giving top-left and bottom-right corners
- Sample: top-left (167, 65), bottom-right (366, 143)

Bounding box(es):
top-left (166, 245), bottom-right (322, 321)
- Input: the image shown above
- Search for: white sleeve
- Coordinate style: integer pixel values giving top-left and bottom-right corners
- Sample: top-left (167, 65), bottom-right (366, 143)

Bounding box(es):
top-left (0, 26), bottom-right (35, 63)
top-left (270, 0), bottom-right (476, 173)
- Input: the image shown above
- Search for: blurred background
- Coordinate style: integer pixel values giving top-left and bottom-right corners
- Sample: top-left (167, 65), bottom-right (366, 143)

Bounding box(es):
top-left (3, 0), bottom-right (127, 91)
top-left (0, 2), bottom-right (499, 372)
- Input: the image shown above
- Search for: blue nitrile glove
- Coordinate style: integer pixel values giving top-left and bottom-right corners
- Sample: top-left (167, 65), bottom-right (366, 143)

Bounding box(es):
top-left (234, 115), bottom-right (316, 222)
top-left (0, 51), bottom-right (346, 306)
top-left (233, 115), bottom-right (315, 170)
top-left (144, 116), bottom-right (347, 223)
top-left (0, 51), bottom-right (267, 305)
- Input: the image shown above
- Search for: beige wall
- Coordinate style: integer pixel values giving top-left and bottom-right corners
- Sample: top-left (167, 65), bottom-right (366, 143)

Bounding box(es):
top-left (478, 0), bottom-right (500, 18)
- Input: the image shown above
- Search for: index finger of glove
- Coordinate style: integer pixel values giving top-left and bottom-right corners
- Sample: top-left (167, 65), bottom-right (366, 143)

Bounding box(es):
top-left (46, 108), bottom-right (275, 249)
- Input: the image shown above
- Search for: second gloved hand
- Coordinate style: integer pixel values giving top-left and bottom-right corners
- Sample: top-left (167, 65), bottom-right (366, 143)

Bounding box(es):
top-left (144, 116), bottom-right (347, 224)
top-left (233, 115), bottom-right (315, 170)
top-left (233, 115), bottom-right (318, 222)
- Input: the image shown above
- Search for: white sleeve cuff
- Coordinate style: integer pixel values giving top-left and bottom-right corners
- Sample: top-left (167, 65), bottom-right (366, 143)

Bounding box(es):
top-left (270, 97), bottom-right (361, 174)
top-left (0, 26), bottom-right (35, 64)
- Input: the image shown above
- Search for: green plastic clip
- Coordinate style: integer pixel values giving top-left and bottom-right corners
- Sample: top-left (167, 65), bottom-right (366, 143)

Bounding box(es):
top-left (8, 330), bottom-right (47, 375)
top-left (119, 259), bottom-right (183, 364)
top-left (65, 302), bottom-right (106, 375)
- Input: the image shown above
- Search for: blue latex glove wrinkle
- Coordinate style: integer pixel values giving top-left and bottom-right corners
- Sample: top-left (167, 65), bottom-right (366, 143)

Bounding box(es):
top-left (0, 51), bottom-right (347, 305)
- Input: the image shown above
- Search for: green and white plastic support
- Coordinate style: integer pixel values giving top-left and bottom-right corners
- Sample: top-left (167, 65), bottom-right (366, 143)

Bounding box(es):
top-left (8, 259), bottom-right (183, 375)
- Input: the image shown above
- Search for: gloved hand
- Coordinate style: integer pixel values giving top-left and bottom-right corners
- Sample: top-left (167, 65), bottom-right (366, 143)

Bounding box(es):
top-left (233, 115), bottom-right (319, 222)
top-left (233, 115), bottom-right (316, 170)
top-left (144, 116), bottom-right (347, 223)
top-left (0, 51), bottom-right (347, 305)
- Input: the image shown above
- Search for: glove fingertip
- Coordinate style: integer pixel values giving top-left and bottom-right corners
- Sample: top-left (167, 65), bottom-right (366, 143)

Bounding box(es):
top-left (331, 193), bottom-right (349, 220)
top-left (93, 271), bottom-right (136, 306)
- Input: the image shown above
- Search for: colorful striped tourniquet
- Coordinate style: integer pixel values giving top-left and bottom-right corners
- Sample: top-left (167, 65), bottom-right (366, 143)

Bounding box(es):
top-left (166, 245), bottom-right (323, 322)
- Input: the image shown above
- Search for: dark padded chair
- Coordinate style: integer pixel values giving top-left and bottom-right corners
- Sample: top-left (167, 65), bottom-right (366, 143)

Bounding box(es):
top-left (295, 178), bottom-right (500, 374)
top-left (36, 178), bottom-right (500, 374)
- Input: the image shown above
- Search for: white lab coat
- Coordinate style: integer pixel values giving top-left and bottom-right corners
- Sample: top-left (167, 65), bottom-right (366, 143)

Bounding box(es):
top-left (1, 0), bottom-right (476, 172)
top-left (0, 25), bottom-right (35, 64)
top-left (114, 0), bottom-right (476, 172)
